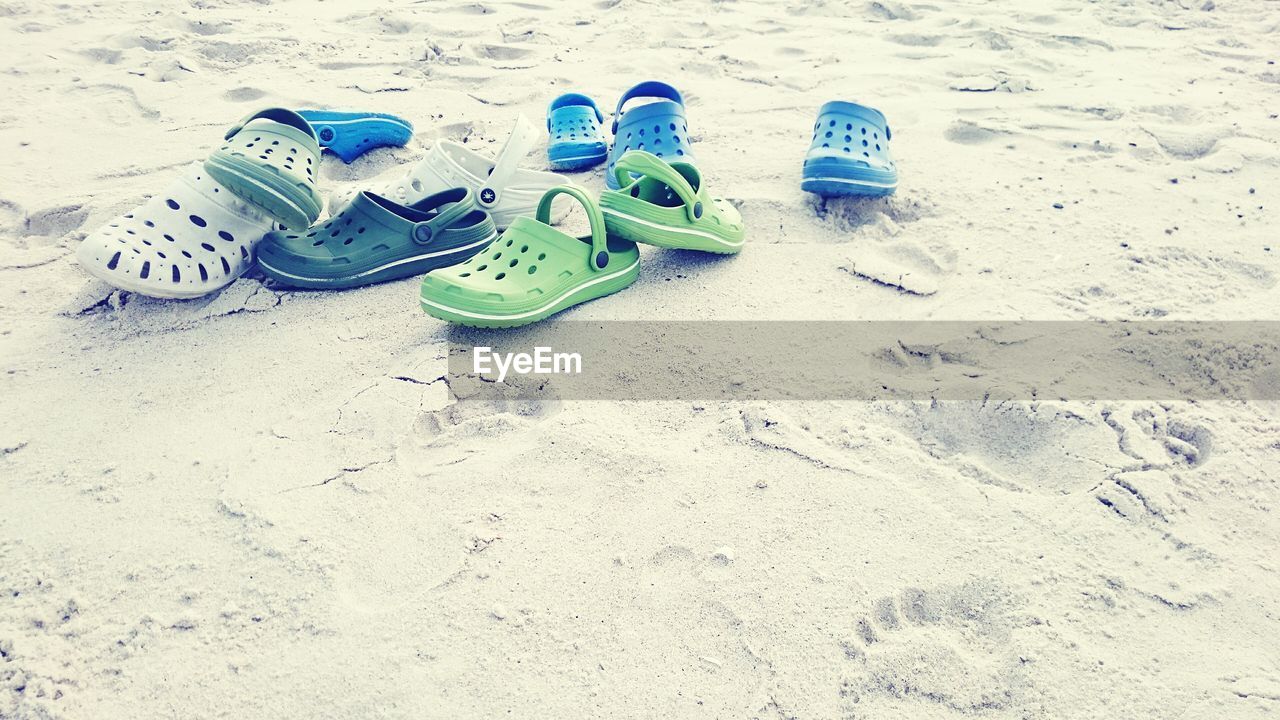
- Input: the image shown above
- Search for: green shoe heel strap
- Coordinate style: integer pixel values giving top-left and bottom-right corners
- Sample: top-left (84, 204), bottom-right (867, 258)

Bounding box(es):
top-left (612, 150), bottom-right (706, 222)
top-left (600, 150), bottom-right (745, 254)
top-left (536, 184), bottom-right (610, 271)
top-left (223, 107), bottom-right (318, 144)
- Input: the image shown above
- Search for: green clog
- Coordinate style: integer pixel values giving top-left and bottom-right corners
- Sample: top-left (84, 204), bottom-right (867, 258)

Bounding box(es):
top-left (599, 150), bottom-right (745, 254)
top-left (420, 185), bottom-right (640, 328)
top-left (258, 187), bottom-right (497, 289)
top-left (204, 107), bottom-right (324, 230)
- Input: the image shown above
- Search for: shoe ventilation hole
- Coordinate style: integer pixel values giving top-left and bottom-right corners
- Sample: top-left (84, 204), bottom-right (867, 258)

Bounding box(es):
top-left (459, 272), bottom-right (470, 277)
top-left (107, 252), bottom-right (121, 270)
top-left (477, 264), bottom-right (488, 271)
top-left (166, 199), bottom-right (180, 210)
top-left (537, 253), bottom-right (546, 261)
top-left (219, 231), bottom-right (234, 242)
top-left (198, 264), bottom-right (208, 282)
top-left (495, 272), bottom-right (506, 280)
top-left (508, 258), bottom-right (518, 267)
top-left (527, 265), bottom-right (537, 274)
top-left (619, 113), bottom-right (688, 164)
top-left (172, 266), bottom-right (181, 282)
top-left (201, 243), bottom-right (215, 252)
top-left (520, 245), bottom-right (529, 253)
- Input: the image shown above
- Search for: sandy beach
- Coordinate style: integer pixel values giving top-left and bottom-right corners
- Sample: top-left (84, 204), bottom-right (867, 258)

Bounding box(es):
top-left (2, 0), bottom-right (1279, 717)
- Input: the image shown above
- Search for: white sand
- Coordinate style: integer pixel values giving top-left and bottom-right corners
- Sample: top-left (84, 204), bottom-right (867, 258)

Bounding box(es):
top-left (3, 0), bottom-right (1279, 717)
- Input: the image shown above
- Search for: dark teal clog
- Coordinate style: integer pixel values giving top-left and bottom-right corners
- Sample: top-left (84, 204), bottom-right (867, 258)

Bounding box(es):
top-left (257, 187), bottom-right (497, 289)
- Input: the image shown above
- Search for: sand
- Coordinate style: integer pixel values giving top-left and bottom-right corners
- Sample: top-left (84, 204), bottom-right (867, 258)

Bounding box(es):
top-left (2, 0), bottom-right (1279, 717)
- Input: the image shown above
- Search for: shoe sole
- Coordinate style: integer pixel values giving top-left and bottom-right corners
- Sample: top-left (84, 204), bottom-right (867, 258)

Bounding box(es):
top-left (801, 176), bottom-right (898, 198)
top-left (204, 153), bottom-right (322, 230)
top-left (258, 232), bottom-right (497, 289)
top-left (601, 209), bottom-right (743, 254)
top-left (420, 257), bottom-right (640, 328)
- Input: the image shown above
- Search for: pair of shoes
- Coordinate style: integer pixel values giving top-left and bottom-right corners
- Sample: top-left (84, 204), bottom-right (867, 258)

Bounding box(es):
top-left (329, 114), bottom-right (571, 231)
top-left (76, 108), bottom-right (413, 299)
top-left (545, 81), bottom-right (695, 190)
top-left (76, 107), bottom-right (323, 299)
top-left (419, 150), bottom-right (743, 328)
top-left (801, 101), bottom-right (898, 198)
top-left (260, 113), bottom-right (577, 289)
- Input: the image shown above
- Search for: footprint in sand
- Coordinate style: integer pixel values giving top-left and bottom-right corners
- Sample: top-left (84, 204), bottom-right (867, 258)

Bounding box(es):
top-left (23, 204), bottom-right (88, 240)
top-left (191, 39), bottom-right (267, 69)
top-left (944, 120), bottom-right (1007, 145)
top-left (728, 404), bottom-right (870, 473)
top-left (628, 544), bottom-right (771, 682)
top-left (830, 212), bottom-right (953, 297)
top-left (1096, 404), bottom-right (1213, 521)
top-left (1104, 404), bottom-right (1213, 469)
top-left (222, 86), bottom-right (266, 103)
top-left (401, 375), bottom-right (561, 470)
top-left (888, 400), bottom-right (1133, 494)
top-left (839, 580), bottom-right (1033, 718)
top-left (1058, 248), bottom-right (1276, 317)
top-left (886, 33), bottom-right (943, 47)
top-left (471, 43), bottom-right (535, 62)
top-left (806, 188), bottom-right (952, 296)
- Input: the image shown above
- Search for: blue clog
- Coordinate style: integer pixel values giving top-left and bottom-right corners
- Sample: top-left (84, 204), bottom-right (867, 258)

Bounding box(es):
top-left (546, 93), bottom-right (608, 171)
top-left (605, 81), bottom-right (695, 190)
top-left (801, 101), bottom-right (898, 198)
top-left (297, 110), bottom-right (415, 163)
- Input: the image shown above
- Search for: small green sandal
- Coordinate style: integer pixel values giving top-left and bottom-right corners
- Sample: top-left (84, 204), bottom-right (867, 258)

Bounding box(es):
top-left (420, 185), bottom-right (640, 328)
top-left (599, 150), bottom-right (745, 254)
top-left (258, 187), bottom-right (498, 289)
top-left (203, 107), bottom-right (324, 230)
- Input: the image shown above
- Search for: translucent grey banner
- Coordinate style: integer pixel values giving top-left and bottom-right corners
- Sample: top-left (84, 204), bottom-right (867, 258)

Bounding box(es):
top-left (443, 322), bottom-right (1280, 401)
